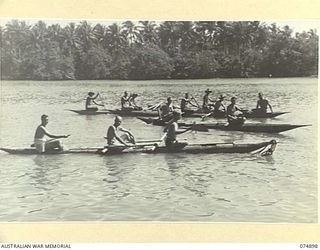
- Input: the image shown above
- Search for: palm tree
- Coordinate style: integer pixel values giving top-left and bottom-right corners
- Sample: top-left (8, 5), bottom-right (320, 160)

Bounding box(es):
top-left (194, 21), bottom-right (217, 50)
top-left (75, 21), bottom-right (95, 52)
top-left (62, 22), bottom-right (79, 56)
top-left (122, 21), bottom-right (141, 45)
top-left (157, 21), bottom-right (181, 55)
top-left (105, 23), bottom-right (127, 54)
top-left (137, 21), bottom-right (158, 45)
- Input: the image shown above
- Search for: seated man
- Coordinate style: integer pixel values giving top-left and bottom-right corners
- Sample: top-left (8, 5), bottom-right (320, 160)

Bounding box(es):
top-left (180, 93), bottom-right (198, 114)
top-left (255, 93), bottom-right (273, 114)
top-left (163, 111), bottom-right (189, 149)
top-left (34, 114), bottom-right (70, 153)
top-left (213, 94), bottom-right (226, 115)
top-left (158, 97), bottom-right (174, 122)
top-left (121, 91), bottom-right (131, 110)
top-left (85, 92), bottom-right (104, 111)
top-left (202, 94), bottom-right (226, 120)
top-left (202, 89), bottom-right (215, 113)
top-left (105, 116), bottom-right (135, 147)
top-left (128, 93), bottom-right (142, 110)
top-left (226, 97), bottom-right (246, 126)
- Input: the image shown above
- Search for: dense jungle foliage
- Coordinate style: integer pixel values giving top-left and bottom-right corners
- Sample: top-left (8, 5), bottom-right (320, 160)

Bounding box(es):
top-left (1, 20), bottom-right (318, 80)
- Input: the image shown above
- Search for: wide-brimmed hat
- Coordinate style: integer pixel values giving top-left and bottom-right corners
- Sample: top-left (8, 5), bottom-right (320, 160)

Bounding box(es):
top-left (205, 89), bottom-right (212, 94)
top-left (218, 94), bottom-right (225, 100)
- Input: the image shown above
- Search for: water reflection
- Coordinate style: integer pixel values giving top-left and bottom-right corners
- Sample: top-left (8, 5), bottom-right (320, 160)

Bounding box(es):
top-left (164, 154), bottom-right (212, 198)
top-left (31, 155), bottom-right (63, 191)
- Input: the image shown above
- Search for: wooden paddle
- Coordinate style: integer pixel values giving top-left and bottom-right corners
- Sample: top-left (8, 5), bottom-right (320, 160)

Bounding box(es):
top-left (147, 102), bottom-right (162, 111)
top-left (150, 132), bottom-right (168, 151)
top-left (190, 95), bottom-right (201, 109)
top-left (98, 93), bottom-right (108, 109)
top-left (179, 122), bottom-right (209, 132)
top-left (135, 138), bottom-right (187, 143)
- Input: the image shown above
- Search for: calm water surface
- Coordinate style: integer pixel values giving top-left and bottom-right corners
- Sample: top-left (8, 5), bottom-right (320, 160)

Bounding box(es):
top-left (0, 78), bottom-right (317, 222)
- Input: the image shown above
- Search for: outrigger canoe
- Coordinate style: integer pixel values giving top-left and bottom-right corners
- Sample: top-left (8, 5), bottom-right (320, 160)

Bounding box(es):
top-left (137, 117), bottom-right (310, 133)
top-left (68, 109), bottom-right (288, 119)
top-left (0, 140), bottom-right (277, 155)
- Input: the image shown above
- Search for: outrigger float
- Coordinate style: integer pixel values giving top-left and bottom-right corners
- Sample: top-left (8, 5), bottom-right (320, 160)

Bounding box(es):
top-left (0, 140), bottom-right (277, 155)
top-left (137, 117), bottom-right (310, 133)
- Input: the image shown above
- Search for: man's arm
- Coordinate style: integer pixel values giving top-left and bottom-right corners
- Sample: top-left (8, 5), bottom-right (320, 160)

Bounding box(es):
top-left (93, 93), bottom-right (100, 99)
top-left (41, 127), bottom-right (69, 139)
top-left (92, 100), bottom-right (104, 106)
top-left (119, 127), bottom-right (134, 137)
top-left (111, 127), bottom-right (129, 146)
top-left (268, 102), bottom-right (273, 112)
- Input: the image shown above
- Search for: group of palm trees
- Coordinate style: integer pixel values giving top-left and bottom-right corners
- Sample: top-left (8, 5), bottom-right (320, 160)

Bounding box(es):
top-left (1, 20), bottom-right (318, 80)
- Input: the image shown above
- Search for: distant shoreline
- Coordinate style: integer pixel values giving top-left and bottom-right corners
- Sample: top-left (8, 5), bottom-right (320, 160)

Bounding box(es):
top-left (1, 75), bottom-right (318, 82)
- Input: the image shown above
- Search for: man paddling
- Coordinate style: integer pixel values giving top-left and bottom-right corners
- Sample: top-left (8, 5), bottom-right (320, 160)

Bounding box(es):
top-left (255, 93), bottom-right (273, 114)
top-left (121, 91), bottom-right (130, 110)
top-left (202, 94), bottom-right (226, 120)
top-left (105, 116), bottom-right (135, 147)
top-left (180, 93), bottom-right (198, 114)
top-left (86, 92), bottom-right (104, 111)
top-left (34, 114), bottom-right (70, 153)
top-left (202, 89), bottom-right (214, 112)
top-left (163, 111), bottom-right (189, 149)
top-left (158, 97), bottom-right (175, 122)
top-left (128, 93), bottom-right (142, 110)
top-left (226, 97), bottom-right (246, 126)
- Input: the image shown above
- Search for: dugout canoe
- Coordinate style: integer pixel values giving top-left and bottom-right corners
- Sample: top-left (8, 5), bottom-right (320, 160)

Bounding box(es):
top-left (68, 109), bottom-right (287, 119)
top-left (0, 140), bottom-right (277, 155)
top-left (137, 117), bottom-right (310, 133)
top-left (68, 109), bottom-right (158, 116)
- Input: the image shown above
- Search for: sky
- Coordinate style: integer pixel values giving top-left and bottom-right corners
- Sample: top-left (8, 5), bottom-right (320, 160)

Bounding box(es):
top-left (1, 18), bottom-right (319, 34)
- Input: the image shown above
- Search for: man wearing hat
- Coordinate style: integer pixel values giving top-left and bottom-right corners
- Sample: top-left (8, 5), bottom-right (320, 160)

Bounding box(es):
top-left (226, 97), bottom-right (246, 126)
top-left (202, 89), bottom-right (214, 112)
top-left (201, 94), bottom-right (226, 120)
top-left (213, 94), bottom-right (226, 115)
top-left (85, 92), bottom-right (104, 111)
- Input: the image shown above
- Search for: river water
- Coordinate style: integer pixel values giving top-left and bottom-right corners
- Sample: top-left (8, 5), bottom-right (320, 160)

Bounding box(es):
top-left (0, 78), bottom-right (317, 222)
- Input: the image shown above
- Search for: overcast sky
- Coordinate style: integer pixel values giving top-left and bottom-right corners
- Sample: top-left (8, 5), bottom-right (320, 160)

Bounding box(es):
top-left (1, 18), bottom-right (319, 33)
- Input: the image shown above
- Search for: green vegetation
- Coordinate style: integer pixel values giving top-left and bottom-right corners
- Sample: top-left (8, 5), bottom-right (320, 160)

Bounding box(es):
top-left (1, 20), bottom-right (318, 80)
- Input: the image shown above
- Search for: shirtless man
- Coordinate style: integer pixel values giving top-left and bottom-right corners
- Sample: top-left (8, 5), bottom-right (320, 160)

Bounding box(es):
top-left (180, 93), bottom-right (198, 113)
top-left (202, 94), bottom-right (226, 120)
top-left (85, 92), bottom-right (103, 111)
top-left (214, 94), bottom-right (226, 114)
top-left (34, 114), bottom-right (70, 153)
top-left (226, 97), bottom-right (245, 126)
top-left (202, 89), bottom-right (214, 112)
top-left (105, 116), bottom-right (135, 146)
top-left (128, 93), bottom-right (142, 110)
top-left (163, 111), bottom-right (189, 148)
top-left (256, 93), bottom-right (273, 114)
top-left (121, 91), bottom-right (130, 110)
top-left (158, 97), bottom-right (174, 122)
